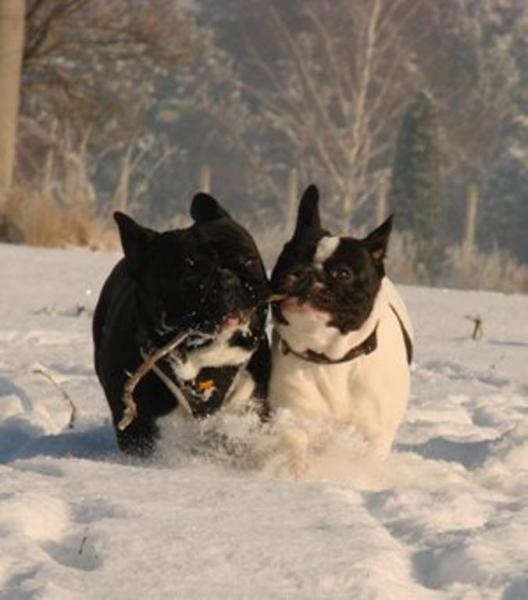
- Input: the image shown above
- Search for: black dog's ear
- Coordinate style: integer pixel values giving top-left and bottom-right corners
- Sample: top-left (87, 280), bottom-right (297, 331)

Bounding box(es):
top-left (191, 193), bottom-right (231, 222)
top-left (294, 184), bottom-right (321, 237)
top-left (362, 215), bottom-right (393, 263)
top-left (114, 212), bottom-right (158, 276)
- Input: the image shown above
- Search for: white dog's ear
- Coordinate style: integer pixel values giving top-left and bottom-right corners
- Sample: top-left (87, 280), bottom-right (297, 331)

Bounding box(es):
top-left (294, 184), bottom-right (321, 237)
top-left (114, 212), bottom-right (158, 276)
top-left (362, 215), bottom-right (393, 263)
top-left (191, 193), bottom-right (231, 222)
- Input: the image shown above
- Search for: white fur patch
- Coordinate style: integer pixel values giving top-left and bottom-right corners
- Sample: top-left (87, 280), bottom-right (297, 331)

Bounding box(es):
top-left (276, 284), bottom-right (384, 359)
top-left (169, 327), bottom-right (252, 381)
top-left (314, 236), bottom-right (339, 267)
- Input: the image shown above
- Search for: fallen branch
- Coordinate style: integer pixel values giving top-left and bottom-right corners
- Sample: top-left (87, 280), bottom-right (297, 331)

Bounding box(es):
top-left (140, 348), bottom-right (194, 418)
top-left (118, 331), bottom-right (190, 431)
top-left (268, 293), bottom-right (288, 303)
top-left (33, 363), bottom-right (77, 429)
top-left (78, 534), bottom-right (88, 556)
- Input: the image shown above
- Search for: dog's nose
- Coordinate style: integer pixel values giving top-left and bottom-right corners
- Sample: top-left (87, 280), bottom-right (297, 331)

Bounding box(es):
top-left (288, 267), bottom-right (316, 294)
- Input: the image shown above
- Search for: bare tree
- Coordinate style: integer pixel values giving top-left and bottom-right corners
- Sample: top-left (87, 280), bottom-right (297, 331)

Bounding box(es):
top-left (416, 0), bottom-right (528, 180)
top-left (17, 0), bottom-right (205, 214)
top-left (198, 0), bottom-right (428, 228)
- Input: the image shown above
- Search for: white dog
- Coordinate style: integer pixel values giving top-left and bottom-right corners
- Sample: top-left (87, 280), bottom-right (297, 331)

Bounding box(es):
top-left (269, 185), bottom-right (413, 474)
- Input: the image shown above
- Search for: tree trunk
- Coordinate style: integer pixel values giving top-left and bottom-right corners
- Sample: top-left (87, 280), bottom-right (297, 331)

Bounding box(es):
top-left (0, 0), bottom-right (25, 199)
top-left (461, 182), bottom-right (479, 269)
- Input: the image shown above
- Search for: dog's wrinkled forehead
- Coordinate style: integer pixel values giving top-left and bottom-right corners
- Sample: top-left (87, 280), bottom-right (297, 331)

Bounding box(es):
top-left (277, 234), bottom-right (374, 280)
top-left (313, 235), bottom-right (340, 266)
top-left (315, 236), bottom-right (372, 269)
top-left (192, 218), bottom-right (259, 258)
top-left (154, 229), bottom-right (213, 266)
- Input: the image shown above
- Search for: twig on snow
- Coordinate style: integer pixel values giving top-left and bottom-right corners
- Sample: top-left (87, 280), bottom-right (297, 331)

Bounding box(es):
top-left (465, 314), bottom-right (484, 340)
top-left (78, 534), bottom-right (88, 555)
top-left (33, 363), bottom-right (77, 428)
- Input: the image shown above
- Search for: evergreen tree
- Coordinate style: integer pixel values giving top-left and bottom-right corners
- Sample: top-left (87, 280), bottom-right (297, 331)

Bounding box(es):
top-left (388, 92), bottom-right (442, 281)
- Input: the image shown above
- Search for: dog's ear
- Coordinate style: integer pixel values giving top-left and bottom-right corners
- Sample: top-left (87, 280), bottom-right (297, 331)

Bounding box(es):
top-left (362, 215), bottom-right (393, 263)
top-left (114, 212), bottom-right (158, 276)
top-left (191, 193), bottom-right (231, 222)
top-left (294, 184), bottom-right (321, 237)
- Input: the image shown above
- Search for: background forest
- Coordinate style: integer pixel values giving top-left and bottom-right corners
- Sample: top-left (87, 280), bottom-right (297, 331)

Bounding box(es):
top-left (1, 0), bottom-right (527, 291)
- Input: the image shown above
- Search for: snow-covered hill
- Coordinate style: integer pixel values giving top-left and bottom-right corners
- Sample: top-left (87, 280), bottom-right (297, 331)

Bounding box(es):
top-left (1, 243), bottom-right (527, 599)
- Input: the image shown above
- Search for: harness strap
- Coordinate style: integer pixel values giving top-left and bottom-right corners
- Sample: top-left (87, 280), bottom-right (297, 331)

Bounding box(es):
top-left (388, 304), bottom-right (413, 364)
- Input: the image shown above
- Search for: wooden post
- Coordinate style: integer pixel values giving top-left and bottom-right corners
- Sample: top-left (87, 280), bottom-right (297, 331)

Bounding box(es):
top-left (199, 164), bottom-right (211, 194)
top-left (116, 156), bottom-right (131, 213)
top-left (0, 0), bottom-right (25, 199)
top-left (461, 183), bottom-right (479, 269)
top-left (376, 169), bottom-right (389, 225)
top-left (287, 168), bottom-right (299, 231)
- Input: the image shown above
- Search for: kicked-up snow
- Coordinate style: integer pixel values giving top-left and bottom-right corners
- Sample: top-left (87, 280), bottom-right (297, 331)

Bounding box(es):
top-left (1, 242), bottom-right (527, 599)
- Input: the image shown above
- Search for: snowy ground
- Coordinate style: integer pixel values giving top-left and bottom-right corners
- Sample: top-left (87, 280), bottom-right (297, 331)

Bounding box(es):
top-left (1, 242), bottom-right (527, 600)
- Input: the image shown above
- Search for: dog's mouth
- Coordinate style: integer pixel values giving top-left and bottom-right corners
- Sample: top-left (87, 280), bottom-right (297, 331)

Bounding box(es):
top-left (270, 293), bottom-right (332, 327)
top-left (279, 296), bottom-right (317, 312)
top-left (221, 292), bottom-right (283, 330)
top-left (272, 292), bottom-right (331, 313)
top-left (222, 309), bottom-right (253, 329)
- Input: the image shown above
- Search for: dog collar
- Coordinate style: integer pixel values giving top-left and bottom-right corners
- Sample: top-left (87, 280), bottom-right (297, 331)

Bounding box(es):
top-left (278, 323), bottom-right (379, 365)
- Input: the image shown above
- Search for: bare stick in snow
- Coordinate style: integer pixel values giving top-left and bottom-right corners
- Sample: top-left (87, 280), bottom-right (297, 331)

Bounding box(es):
top-left (465, 315), bottom-right (484, 340)
top-left (119, 331), bottom-right (190, 431)
top-left (78, 535), bottom-right (88, 555)
top-left (33, 364), bottom-right (77, 429)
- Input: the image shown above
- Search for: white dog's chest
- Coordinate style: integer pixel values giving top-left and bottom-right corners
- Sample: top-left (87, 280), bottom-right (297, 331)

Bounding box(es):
top-left (270, 350), bottom-right (362, 418)
top-left (269, 279), bottom-right (412, 453)
top-left (270, 336), bottom-right (404, 438)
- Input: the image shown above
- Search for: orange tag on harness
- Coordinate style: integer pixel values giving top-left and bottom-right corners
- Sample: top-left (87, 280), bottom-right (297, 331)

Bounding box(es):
top-left (198, 379), bottom-right (215, 392)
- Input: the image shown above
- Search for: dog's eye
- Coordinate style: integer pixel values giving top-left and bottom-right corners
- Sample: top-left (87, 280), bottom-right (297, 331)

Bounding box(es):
top-left (242, 256), bottom-right (259, 270)
top-left (291, 266), bottom-right (306, 278)
top-left (184, 256), bottom-right (195, 268)
top-left (330, 266), bottom-right (353, 281)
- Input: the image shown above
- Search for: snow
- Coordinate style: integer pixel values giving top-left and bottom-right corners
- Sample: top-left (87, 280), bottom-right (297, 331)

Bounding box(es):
top-left (1, 242), bottom-right (528, 599)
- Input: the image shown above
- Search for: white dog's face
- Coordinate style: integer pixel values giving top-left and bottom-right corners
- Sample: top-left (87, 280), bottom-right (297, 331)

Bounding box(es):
top-left (270, 184), bottom-right (393, 337)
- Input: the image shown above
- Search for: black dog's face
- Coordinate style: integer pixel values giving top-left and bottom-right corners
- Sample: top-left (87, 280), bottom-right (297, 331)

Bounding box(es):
top-left (115, 193), bottom-right (269, 337)
top-left (271, 185), bottom-right (392, 334)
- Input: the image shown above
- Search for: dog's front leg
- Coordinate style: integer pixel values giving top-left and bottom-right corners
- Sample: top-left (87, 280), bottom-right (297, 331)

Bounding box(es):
top-left (274, 411), bottom-right (310, 478)
top-left (284, 427), bottom-right (309, 478)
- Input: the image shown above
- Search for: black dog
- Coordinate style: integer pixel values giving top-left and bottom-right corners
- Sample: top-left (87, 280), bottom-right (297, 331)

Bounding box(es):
top-left (93, 193), bottom-right (270, 455)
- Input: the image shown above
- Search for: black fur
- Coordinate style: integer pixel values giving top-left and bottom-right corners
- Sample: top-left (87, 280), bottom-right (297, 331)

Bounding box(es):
top-left (93, 194), bottom-right (270, 456)
top-left (271, 184), bottom-right (393, 334)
